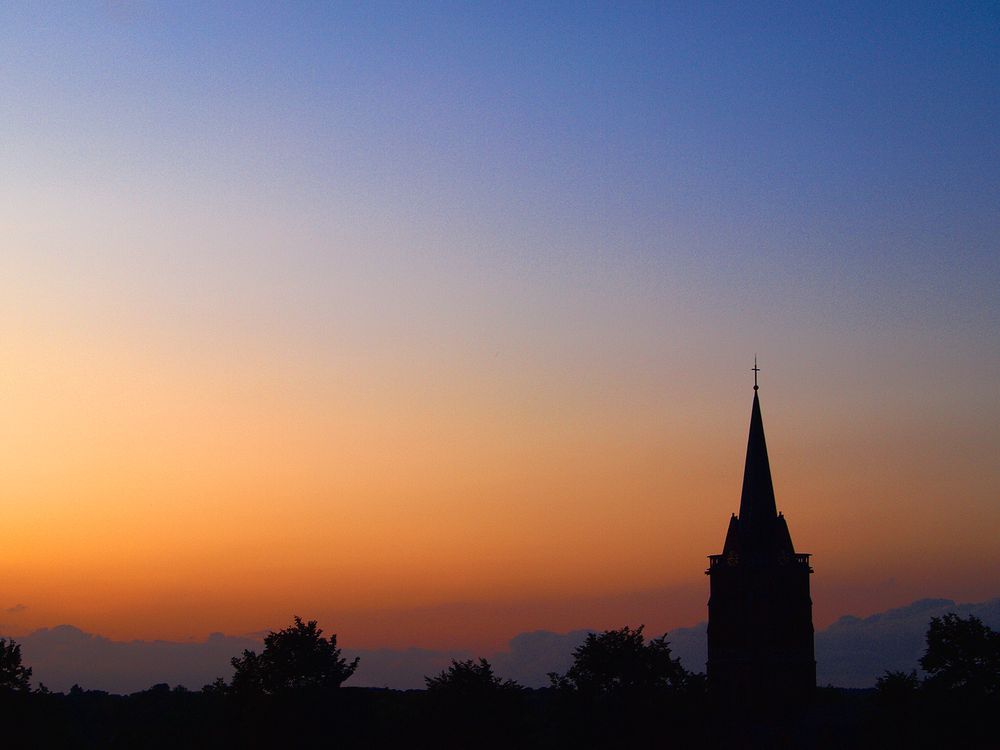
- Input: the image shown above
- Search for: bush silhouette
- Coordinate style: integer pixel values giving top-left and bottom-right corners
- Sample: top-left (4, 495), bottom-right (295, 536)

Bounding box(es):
top-left (423, 658), bottom-right (525, 748)
top-left (875, 669), bottom-right (919, 697)
top-left (425, 658), bottom-right (522, 695)
top-left (229, 616), bottom-right (358, 694)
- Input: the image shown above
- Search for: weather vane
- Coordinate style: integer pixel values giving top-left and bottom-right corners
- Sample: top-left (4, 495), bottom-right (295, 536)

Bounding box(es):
top-left (752, 356), bottom-right (760, 391)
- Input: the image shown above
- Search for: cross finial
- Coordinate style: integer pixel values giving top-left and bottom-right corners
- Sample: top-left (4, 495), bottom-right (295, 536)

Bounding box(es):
top-left (752, 356), bottom-right (760, 391)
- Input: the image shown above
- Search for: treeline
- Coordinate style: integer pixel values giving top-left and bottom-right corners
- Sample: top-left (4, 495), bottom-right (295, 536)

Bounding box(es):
top-left (0, 614), bottom-right (997, 748)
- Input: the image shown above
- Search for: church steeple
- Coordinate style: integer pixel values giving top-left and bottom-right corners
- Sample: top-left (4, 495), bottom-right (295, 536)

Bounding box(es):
top-left (737, 388), bottom-right (778, 526)
top-left (720, 364), bottom-right (795, 559)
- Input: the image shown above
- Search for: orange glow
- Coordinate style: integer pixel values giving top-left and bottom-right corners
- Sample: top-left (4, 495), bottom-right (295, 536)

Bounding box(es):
top-left (2, 313), bottom-right (998, 650)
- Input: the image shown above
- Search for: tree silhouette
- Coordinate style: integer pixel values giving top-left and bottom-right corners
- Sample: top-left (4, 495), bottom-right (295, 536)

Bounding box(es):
top-left (0, 638), bottom-right (32, 692)
top-left (920, 613), bottom-right (1000, 695)
top-left (229, 616), bottom-right (358, 694)
top-left (549, 625), bottom-right (695, 696)
top-left (425, 658), bottom-right (522, 695)
top-left (546, 626), bottom-right (706, 746)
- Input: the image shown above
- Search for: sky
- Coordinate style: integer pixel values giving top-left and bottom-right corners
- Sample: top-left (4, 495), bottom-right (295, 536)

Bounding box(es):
top-left (1, 2), bottom-right (998, 653)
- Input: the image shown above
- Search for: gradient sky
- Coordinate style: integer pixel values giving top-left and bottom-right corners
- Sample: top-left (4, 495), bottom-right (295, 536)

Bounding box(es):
top-left (2, 2), bottom-right (998, 651)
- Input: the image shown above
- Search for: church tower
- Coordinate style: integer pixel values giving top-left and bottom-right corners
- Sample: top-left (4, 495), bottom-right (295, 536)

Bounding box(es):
top-left (706, 364), bottom-right (815, 705)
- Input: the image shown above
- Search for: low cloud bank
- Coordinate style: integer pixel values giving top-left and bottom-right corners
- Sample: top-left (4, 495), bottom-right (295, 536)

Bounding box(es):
top-left (815, 597), bottom-right (1000, 687)
top-left (13, 626), bottom-right (260, 694)
top-left (5, 597), bottom-right (998, 693)
top-left (342, 647), bottom-right (470, 690)
top-left (650, 597), bottom-right (1000, 688)
top-left (352, 625), bottom-right (705, 690)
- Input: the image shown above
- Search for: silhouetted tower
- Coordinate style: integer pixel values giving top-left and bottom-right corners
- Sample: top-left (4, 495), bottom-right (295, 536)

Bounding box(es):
top-left (706, 363), bottom-right (815, 707)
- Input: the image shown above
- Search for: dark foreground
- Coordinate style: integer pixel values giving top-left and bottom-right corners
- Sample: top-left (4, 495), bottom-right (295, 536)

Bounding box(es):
top-left (1, 684), bottom-right (996, 749)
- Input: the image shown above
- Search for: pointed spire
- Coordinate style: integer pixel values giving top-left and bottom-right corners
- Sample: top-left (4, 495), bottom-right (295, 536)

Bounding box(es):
top-left (738, 381), bottom-right (777, 525)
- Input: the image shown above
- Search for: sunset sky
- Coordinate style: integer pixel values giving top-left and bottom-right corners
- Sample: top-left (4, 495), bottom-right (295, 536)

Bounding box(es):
top-left (2, 2), bottom-right (998, 652)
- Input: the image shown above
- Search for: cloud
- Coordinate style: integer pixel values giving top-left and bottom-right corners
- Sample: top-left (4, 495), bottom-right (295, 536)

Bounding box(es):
top-left (5, 604), bottom-right (27, 614)
top-left (13, 626), bottom-right (261, 694)
top-left (815, 597), bottom-right (1000, 688)
top-left (491, 629), bottom-right (590, 686)
top-left (623, 597), bottom-right (1000, 688)
top-left (660, 621), bottom-right (707, 675)
top-left (344, 647), bottom-right (471, 690)
top-left (343, 631), bottom-right (593, 690)
top-left (5, 597), bottom-right (998, 693)
top-left (475, 597), bottom-right (1000, 689)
